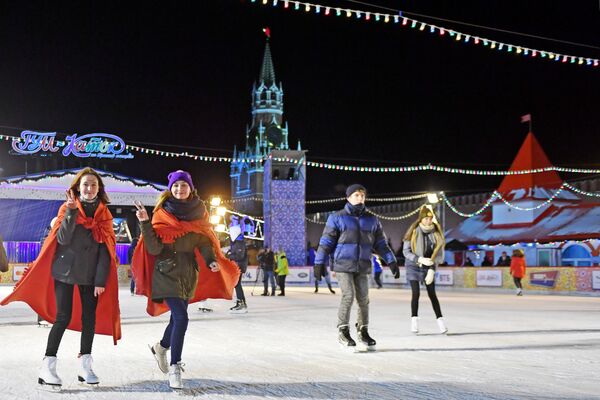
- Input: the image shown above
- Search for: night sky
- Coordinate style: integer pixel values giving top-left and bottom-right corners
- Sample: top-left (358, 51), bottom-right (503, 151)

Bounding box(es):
top-left (0, 1), bottom-right (598, 211)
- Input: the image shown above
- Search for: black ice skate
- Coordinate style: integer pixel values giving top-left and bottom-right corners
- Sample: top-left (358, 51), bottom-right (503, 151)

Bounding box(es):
top-left (338, 326), bottom-right (356, 349)
top-left (356, 324), bottom-right (376, 352)
top-left (229, 300), bottom-right (248, 314)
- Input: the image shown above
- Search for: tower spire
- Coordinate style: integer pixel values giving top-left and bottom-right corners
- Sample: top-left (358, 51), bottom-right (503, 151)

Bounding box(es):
top-left (260, 28), bottom-right (276, 86)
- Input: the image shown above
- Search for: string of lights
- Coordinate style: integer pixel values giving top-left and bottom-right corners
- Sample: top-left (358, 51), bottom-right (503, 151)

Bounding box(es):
top-left (3, 133), bottom-right (600, 177)
top-left (248, 0), bottom-right (599, 69)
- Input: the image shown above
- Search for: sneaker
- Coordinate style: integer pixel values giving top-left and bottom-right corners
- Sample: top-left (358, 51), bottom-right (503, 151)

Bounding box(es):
top-left (338, 326), bottom-right (356, 348)
top-left (149, 342), bottom-right (169, 374)
top-left (168, 362), bottom-right (185, 389)
top-left (356, 324), bottom-right (376, 351)
top-left (437, 317), bottom-right (448, 334)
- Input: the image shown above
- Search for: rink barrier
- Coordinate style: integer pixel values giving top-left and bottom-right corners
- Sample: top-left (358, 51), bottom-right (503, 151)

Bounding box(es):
top-left (2, 265), bottom-right (599, 294)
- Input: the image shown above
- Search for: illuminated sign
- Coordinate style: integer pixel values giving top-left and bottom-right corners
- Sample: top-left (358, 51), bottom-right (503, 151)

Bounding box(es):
top-left (11, 131), bottom-right (134, 159)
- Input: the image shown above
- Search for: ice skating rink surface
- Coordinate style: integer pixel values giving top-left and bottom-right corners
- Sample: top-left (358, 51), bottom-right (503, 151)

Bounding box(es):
top-left (0, 286), bottom-right (599, 400)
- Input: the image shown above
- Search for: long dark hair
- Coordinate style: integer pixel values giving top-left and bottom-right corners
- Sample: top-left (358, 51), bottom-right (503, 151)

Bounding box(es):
top-left (69, 167), bottom-right (110, 204)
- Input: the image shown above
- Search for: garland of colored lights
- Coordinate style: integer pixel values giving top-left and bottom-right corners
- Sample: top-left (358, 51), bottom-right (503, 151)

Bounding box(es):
top-left (495, 183), bottom-right (567, 211)
top-left (3, 133), bottom-right (600, 177)
top-left (440, 191), bottom-right (498, 217)
top-left (225, 193), bottom-right (429, 204)
top-left (366, 207), bottom-right (422, 221)
top-left (563, 182), bottom-right (600, 198)
top-left (248, 0), bottom-right (599, 69)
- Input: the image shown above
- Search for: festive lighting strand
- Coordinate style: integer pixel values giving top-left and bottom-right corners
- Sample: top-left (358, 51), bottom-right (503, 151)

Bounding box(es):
top-left (224, 193), bottom-right (429, 204)
top-left (440, 191), bottom-right (498, 217)
top-left (4, 133), bottom-right (600, 177)
top-left (495, 184), bottom-right (567, 211)
top-left (366, 207), bottom-right (421, 220)
top-left (248, 0), bottom-right (599, 69)
top-left (563, 182), bottom-right (600, 198)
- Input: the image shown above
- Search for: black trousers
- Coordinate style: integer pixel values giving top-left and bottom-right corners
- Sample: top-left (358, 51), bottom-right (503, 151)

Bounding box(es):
top-left (410, 280), bottom-right (443, 319)
top-left (374, 271), bottom-right (383, 287)
top-left (45, 280), bottom-right (98, 357)
top-left (277, 275), bottom-right (287, 294)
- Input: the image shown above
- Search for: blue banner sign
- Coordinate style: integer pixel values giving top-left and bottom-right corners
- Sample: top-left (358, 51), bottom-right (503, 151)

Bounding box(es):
top-left (11, 131), bottom-right (134, 159)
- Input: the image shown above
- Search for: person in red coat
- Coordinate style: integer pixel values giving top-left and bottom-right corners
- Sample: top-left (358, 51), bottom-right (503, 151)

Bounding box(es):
top-left (509, 249), bottom-right (526, 296)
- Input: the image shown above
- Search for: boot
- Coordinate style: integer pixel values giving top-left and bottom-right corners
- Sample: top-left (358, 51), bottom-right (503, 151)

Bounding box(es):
top-left (314, 286), bottom-right (318, 293)
top-left (271, 291), bottom-right (276, 296)
top-left (278, 292), bottom-right (285, 296)
top-left (437, 317), bottom-right (448, 334)
top-left (338, 326), bottom-right (356, 348)
top-left (149, 342), bottom-right (169, 374)
top-left (38, 356), bottom-right (62, 386)
top-left (411, 317), bottom-right (419, 334)
top-left (77, 354), bottom-right (99, 384)
top-left (356, 324), bottom-right (376, 351)
top-left (261, 292), bottom-right (268, 296)
top-left (168, 362), bottom-right (185, 390)
top-left (230, 300), bottom-right (248, 314)
top-left (328, 284), bottom-right (336, 294)
top-left (516, 288), bottom-right (523, 296)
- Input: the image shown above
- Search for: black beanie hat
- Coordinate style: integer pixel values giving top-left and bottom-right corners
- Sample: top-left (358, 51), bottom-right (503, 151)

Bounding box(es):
top-left (346, 184), bottom-right (366, 198)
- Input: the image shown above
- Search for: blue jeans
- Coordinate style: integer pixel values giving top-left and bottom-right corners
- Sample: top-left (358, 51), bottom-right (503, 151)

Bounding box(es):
top-left (160, 298), bottom-right (189, 365)
top-left (263, 270), bottom-right (276, 293)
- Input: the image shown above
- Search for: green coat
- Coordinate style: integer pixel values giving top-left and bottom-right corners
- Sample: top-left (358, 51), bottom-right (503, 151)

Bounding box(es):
top-left (275, 252), bottom-right (289, 276)
top-left (140, 220), bottom-right (216, 301)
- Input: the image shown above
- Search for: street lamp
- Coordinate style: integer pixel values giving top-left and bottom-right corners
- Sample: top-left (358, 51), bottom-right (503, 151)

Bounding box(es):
top-left (427, 193), bottom-right (440, 204)
top-left (210, 196), bottom-right (222, 207)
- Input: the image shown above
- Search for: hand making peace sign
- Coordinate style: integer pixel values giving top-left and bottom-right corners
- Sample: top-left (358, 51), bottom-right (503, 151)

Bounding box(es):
top-left (134, 200), bottom-right (149, 222)
top-left (65, 189), bottom-right (77, 209)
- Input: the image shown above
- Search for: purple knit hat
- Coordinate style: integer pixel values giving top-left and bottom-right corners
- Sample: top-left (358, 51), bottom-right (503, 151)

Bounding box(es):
top-left (167, 170), bottom-right (194, 191)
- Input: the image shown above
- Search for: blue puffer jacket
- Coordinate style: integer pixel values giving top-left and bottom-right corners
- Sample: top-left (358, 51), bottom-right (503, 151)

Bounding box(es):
top-left (315, 203), bottom-right (396, 273)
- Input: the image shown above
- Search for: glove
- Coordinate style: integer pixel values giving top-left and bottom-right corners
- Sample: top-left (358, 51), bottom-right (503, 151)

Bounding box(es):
top-left (314, 264), bottom-right (323, 279)
top-left (425, 268), bottom-right (435, 285)
top-left (388, 262), bottom-right (400, 279)
top-left (418, 257), bottom-right (434, 267)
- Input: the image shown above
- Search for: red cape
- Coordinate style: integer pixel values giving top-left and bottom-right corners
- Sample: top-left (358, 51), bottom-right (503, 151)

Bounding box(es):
top-left (132, 208), bottom-right (240, 316)
top-left (0, 200), bottom-right (122, 344)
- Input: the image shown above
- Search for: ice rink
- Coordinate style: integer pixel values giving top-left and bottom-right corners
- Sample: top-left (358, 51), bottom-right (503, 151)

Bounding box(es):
top-left (0, 285), bottom-right (599, 400)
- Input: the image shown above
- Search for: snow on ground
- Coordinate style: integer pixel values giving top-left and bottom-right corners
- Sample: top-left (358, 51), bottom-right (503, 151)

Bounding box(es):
top-left (0, 285), bottom-right (599, 400)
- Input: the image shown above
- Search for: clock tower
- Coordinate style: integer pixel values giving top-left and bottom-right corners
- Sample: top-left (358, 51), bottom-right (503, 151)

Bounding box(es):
top-left (231, 33), bottom-right (294, 216)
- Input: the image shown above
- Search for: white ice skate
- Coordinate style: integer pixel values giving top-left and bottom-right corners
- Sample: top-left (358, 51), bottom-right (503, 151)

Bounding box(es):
top-left (168, 362), bottom-right (185, 390)
top-left (38, 356), bottom-right (62, 389)
top-left (77, 354), bottom-right (99, 385)
top-left (411, 317), bottom-right (419, 334)
top-left (149, 342), bottom-right (169, 374)
top-left (437, 317), bottom-right (448, 334)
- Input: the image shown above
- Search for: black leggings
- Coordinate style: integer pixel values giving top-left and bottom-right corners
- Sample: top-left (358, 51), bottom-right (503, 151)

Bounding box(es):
top-left (410, 280), bottom-right (442, 318)
top-left (45, 280), bottom-right (98, 357)
top-left (513, 277), bottom-right (522, 289)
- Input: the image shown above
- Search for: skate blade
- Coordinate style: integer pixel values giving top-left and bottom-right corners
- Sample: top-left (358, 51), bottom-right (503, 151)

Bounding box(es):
top-left (229, 310), bottom-right (248, 314)
top-left (356, 343), bottom-right (376, 352)
top-left (38, 378), bottom-right (62, 391)
top-left (338, 343), bottom-right (357, 352)
top-left (78, 376), bottom-right (99, 385)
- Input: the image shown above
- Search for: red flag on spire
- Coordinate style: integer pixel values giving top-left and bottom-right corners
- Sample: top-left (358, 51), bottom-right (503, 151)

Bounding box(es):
top-left (263, 27), bottom-right (271, 39)
top-left (520, 113), bottom-right (531, 123)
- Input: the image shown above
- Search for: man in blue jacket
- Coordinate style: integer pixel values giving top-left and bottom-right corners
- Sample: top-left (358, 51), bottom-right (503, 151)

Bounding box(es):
top-left (315, 184), bottom-right (398, 351)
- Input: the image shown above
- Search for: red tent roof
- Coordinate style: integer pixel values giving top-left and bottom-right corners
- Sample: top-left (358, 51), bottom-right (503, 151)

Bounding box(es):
top-left (497, 132), bottom-right (563, 195)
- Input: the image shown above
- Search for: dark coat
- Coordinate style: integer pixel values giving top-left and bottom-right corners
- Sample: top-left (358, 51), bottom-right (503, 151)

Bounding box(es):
top-left (140, 219), bottom-right (216, 301)
top-left (315, 202), bottom-right (396, 274)
top-left (52, 205), bottom-right (110, 287)
top-left (228, 239), bottom-right (248, 273)
top-left (258, 250), bottom-right (275, 272)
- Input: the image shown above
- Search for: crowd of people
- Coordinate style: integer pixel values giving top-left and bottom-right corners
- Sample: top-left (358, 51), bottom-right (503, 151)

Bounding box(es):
top-left (0, 169), bottom-right (529, 391)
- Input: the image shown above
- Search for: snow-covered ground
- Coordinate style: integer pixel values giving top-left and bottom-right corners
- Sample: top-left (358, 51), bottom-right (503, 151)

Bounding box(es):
top-left (0, 285), bottom-right (599, 400)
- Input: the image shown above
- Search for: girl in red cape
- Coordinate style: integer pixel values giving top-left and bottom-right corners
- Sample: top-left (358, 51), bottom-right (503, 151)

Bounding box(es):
top-left (0, 167), bottom-right (121, 388)
top-left (510, 248), bottom-right (527, 296)
top-left (131, 170), bottom-right (239, 390)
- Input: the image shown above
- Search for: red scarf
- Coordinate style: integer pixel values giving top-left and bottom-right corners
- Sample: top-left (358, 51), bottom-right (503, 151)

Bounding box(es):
top-left (0, 200), bottom-right (122, 344)
top-left (132, 208), bottom-right (240, 316)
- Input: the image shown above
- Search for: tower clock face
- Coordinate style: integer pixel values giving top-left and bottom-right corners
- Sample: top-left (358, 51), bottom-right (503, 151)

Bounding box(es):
top-left (267, 126), bottom-right (283, 147)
